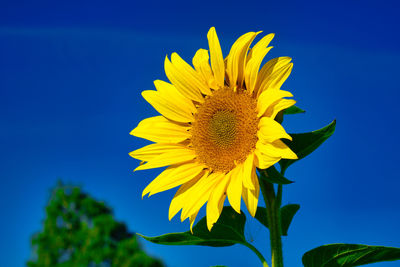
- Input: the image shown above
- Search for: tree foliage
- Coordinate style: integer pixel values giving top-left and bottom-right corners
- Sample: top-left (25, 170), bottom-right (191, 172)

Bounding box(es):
top-left (28, 182), bottom-right (163, 267)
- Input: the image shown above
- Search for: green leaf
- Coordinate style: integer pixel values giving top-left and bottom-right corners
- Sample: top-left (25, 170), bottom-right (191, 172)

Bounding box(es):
top-left (254, 204), bottom-right (299, 236)
top-left (280, 120), bottom-right (336, 173)
top-left (139, 207), bottom-right (269, 265)
top-left (302, 244), bottom-right (400, 267)
top-left (277, 105), bottom-right (305, 124)
top-left (284, 105), bottom-right (305, 115)
top-left (280, 204), bottom-right (300, 236)
top-left (258, 165), bottom-right (293, 185)
top-left (138, 206), bottom-right (246, 247)
top-left (255, 207), bottom-right (269, 229)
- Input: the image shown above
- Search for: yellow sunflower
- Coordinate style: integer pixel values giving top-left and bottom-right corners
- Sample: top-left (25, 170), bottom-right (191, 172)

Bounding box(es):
top-left (130, 27), bottom-right (297, 231)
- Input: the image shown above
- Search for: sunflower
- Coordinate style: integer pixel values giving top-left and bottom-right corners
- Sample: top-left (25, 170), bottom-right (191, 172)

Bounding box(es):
top-left (130, 27), bottom-right (297, 231)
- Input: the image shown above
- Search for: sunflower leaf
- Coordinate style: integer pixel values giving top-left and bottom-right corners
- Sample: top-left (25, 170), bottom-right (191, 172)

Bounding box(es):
top-left (254, 204), bottom-right (299, 236)
top-left (284, 105), bottom-right (305, 115)
top-left (254, 207), bottom-right (269, 229)
top-left (138, 206), bottom-right (246, 247)
top-left (280, 204), bottom-right (300, 236)
top-left (280, 120), bottom-right (336, 173)
top-left (276, 105), bottom-right (305, 124)
top-left (302, 244), bottom-right (400, 267)
top-left (258, 166), bottom-right (293, 184)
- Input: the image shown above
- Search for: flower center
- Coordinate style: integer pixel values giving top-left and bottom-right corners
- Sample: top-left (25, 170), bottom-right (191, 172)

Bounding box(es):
top-left (209, 110), bottom-right (236, 148)
top-left (191, 88), bottom-right (259, 172)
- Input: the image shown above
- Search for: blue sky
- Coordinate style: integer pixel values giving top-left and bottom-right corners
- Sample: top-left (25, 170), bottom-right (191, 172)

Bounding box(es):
top-left (1, 1), bottom-right (399, 266)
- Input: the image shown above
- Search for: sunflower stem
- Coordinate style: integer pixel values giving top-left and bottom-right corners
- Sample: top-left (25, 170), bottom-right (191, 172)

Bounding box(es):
top-left (261, 180), bottom-right (284, 267)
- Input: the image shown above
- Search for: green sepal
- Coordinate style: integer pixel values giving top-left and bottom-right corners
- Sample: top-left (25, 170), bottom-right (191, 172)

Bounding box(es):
top-left (276, 105), bottom-right (305, 124)
top-left (258, 165), bottom-right (293, 185)
top-left (284, 105), bottom-right (305, 115)
top-left (302, 243), bottom-right (400, 267)
top-left (138, 206), bottom-right (245, 247)
top-left (280, 120), bottom-right (336, 173)
top-left (254, 204), bottom-right (300, 236)
top-left (280, 204), bottom-right (300, 236)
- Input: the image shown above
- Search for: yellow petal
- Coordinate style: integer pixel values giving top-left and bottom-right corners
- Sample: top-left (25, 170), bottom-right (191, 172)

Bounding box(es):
top-left (178, 171), bottom-right (211, 220)
top-left (242, 168), bottom-right (259, 217)
top-left (207, 27), bottom-right (225, 88)
top-left (189, 210), bottom-right (199, 233)
top-left (259, 63), bottom-right (293, 93)
top-left (226, 165), bottom-right (243, 214)
top-left (129, 143), bottom-right (183, 162)
top-left (257, 89), bottom-right (293, 117)
top-left (135, 146), bottom-right (196, 171)
top-left (258, 139), bottom-right (297, 160)
top-left (142, 90), bottom-right (194, 123)
top-left (242, 153), bottom-right (256, 190)
top-left (226, 31), bottom-right (259, 89)
top-left (143, 162), bottom-right (205, 197)
top-left (245, 33), bottom-right (275, 93)
top-left (206, 174), bottom-right (230, 230)
top-left (180, 172), bottom-right (222, 221)
top-left (244, 46), bottom-right (273, 94)
top-left (154, 80), bottom-right (197, 114)
top-left (142, 166), bottom-right (175, 198)
top-left (273, 139), bottom-right (297, 159)
top-left (170, 53), bottom-right (211, 96)
top-left (254, 148), bottom-right (281, 169)
top-left (258, 116), bottom-right (292, 142)
top-left (255, 57), bottom-right (292, 96)
top-left (192, 49), bottom-right (217, 91)
top-left (192, 49), bottom-right (208, 71)
top-left (130, 116), bottom-right (190, 143)
top-left (169, 175), bottom-right (203, 220)
top-left (164, 55), bottom-right (204, 103)
top-left (167, 52), bottom-right (211, 96)
top-left (247, 33), bottom-right (275, 61)
top-left (265, 99), bottom-right (296, 119)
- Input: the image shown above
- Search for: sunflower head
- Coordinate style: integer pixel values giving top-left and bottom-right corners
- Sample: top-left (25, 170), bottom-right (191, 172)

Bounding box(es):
top-left (130, 27), bottom-right (297, 231)
top-left (191, 88), bottom-right (259, 172)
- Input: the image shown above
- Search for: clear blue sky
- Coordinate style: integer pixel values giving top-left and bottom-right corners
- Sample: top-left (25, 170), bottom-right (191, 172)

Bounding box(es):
top-left (1, 1), bottom-right (399, 266)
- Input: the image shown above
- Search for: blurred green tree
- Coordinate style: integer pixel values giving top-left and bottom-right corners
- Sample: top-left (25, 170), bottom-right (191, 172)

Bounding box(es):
top-left (27, 182), bottom-right (163, 267)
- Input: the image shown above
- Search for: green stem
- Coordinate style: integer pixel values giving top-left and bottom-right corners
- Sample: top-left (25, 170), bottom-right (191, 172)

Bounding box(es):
top-left (261, 180), bottom-right (284, 267)
top-left (243, 242), bottom-right (270, 267)
top-left (276, 184), bottom-right (282, 209)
